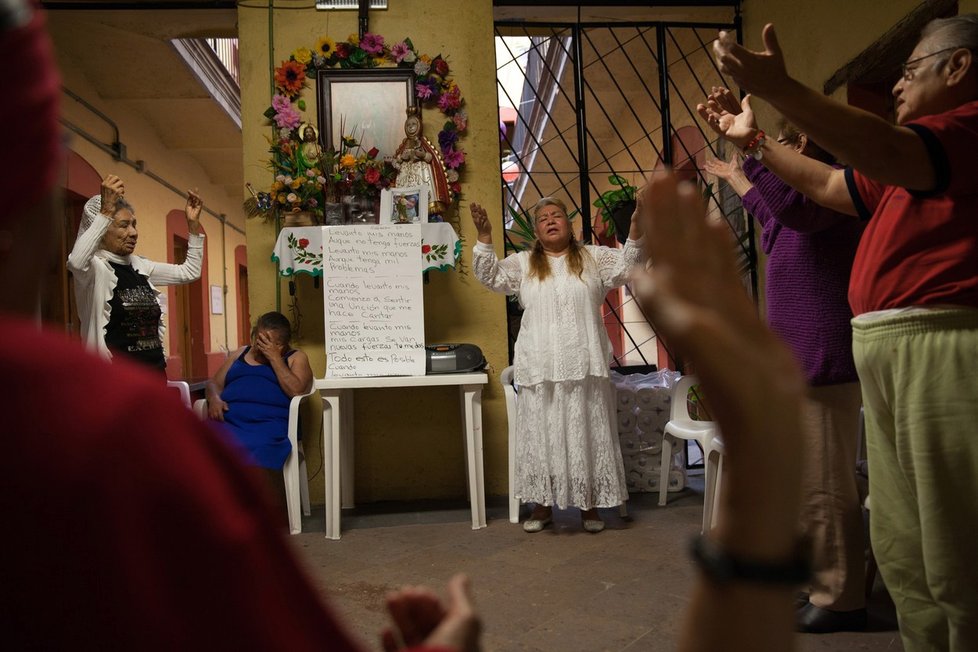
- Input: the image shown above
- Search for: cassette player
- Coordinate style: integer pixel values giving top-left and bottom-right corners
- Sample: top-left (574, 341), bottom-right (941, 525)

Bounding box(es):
top-left (425, 343), bottom-right (487, 374)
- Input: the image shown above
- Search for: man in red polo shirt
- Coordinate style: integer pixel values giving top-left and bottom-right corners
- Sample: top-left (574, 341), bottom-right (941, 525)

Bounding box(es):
top-left (703, 14), bottom-right (978, 652)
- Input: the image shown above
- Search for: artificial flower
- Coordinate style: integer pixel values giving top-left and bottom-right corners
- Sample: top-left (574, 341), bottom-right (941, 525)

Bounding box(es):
top-left (453, 111), bottom-right (468, 132)
top-left (390, 41), bottom-right (410, 62)
top-left (348, 48), bottom-right (368, 66)
top-left (420, 53), bottom-right (432, 64)
top-left (272, 94), bottom-right (291, 112)
top-left (347, 33), bottom-right (359, 44)
top-left (443, 148), bottom-right (465, 169)
top-left (438, 129), bottom-right (458, 151)
top-left (432, 57), bottom-right (450, 77)
top-left (414, 59), bottom-right (430, 76)
top-left (274, 60), bottom-right (306, 97)
top-left (335, 42), bottom-right (351, 59)
top-left (360, 32), bottom-right (384, 55)
top-left (402, 49), bottom-right (417, 64)
top-left (437, 86), bottom-right (461, 111)
top-left (339, 154), bottom-right (356, 168)
top-left (315, 35), bottom-right (337, 58)
top-left (299, 238), bottom-right (310, 248)
top-left (421, 244), bottom-right (431, 254)
top-left (287, 192), bottom-right (298, 203)
top-left (416, 81), bottom-right (434, 100)
top-left (364, 167), bottom-right (381, 184)
top-left (446, 169), bottom-right (459, 183)
top-left (293, 47), bottom-right (312, 64)
top-left (274, 103), bottom-right (302, 129)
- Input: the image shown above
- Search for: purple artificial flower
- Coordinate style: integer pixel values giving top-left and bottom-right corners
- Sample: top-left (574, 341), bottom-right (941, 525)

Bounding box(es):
top-left (390, 41), bottom-right (410, 63)
top-left (443, 147), bottom-right (465, 169)
top-left (360, 32), bottom-right (385, 55)
top-left (438, 129), bottom-right (458, 151)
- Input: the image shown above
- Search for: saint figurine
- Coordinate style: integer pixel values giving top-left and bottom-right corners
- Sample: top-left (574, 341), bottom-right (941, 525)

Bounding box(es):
top-left (295, 123), bottom-right (323, 177)
top-left (393, 107), bottom-right (451, 217)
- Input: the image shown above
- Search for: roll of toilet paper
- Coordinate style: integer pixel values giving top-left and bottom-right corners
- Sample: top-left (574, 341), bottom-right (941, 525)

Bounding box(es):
top-left (617, 411), bottom-right (636, 434)
top-left (635, 387), bottom-right (657, 408)
top-left (668, 468), bottom-right (686, 493)
top-left (617, 389), bottom-right (636, 411)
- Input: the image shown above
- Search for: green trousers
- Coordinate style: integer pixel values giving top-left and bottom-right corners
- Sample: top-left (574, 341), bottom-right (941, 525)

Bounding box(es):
top-left (853, 308), bottom-right (978, 652)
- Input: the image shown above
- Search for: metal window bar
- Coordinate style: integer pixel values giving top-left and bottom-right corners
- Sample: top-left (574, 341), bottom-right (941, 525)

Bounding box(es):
top-left (204, 37), bottom-right (240, 87)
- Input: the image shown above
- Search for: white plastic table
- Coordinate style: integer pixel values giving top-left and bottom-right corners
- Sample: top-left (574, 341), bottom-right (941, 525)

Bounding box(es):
top-left (315, 373), bottom-right (489, 540)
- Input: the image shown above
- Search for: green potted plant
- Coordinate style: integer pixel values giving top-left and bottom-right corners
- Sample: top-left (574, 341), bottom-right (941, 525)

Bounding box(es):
top-left (593, 174), bottom-right (637, 245)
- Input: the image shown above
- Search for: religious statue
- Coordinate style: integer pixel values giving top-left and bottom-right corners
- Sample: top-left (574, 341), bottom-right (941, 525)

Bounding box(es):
top-left (393, 107), bottom-right (451, 217)
top-left (295, 123), bottom-right (324, 178)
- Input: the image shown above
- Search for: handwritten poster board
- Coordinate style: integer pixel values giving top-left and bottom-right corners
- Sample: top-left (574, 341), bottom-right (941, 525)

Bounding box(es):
top-left (323, 224), bottom-right (425, 377)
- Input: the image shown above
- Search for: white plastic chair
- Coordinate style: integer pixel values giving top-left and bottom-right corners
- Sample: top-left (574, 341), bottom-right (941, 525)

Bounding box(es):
top-left (194, 388), bottom-right (314, 535)
top-left (500, 366), bottom-right (520, 523)
top-left (659, 375), bottom-right (725, 533)
top-left (501, 365), bottom-right (627, 524)
top-left (166, 380), bottom-right (192, 409)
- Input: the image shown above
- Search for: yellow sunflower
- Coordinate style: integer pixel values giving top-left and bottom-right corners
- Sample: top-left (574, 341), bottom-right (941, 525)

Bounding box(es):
top-left (315, 35), bottom-right (336, 58)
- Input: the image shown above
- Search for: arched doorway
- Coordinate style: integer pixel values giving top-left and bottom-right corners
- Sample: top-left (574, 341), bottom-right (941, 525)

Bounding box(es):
top-left (166, 210), bottom-right (209, 380)
top-left (55, 151), bottom-right (102, 338)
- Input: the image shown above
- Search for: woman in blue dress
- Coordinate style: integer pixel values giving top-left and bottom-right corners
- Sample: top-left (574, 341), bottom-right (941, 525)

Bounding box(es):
top-left (205, 312), bottom-right (313, 511)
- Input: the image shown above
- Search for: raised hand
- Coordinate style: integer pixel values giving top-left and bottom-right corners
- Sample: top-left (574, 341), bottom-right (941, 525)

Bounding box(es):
top-left (703, 157), bottom-right (752, 198)
top-left (697, 94), bottom-right (759, 149)
top-left (382, 574), bottom-right (480, 652)
top-left (713, 24), bottom-right (790, 99)
top-left (469, 202), bottom-right (492, 244)
top-left (99, 174), bottom-right (125, 216)
top-left (186, 189), bottom-right (203, 235)
top-left (631, 174), bottom-right (804, 554)
top-left (708, 86), bottom-right (742, 116)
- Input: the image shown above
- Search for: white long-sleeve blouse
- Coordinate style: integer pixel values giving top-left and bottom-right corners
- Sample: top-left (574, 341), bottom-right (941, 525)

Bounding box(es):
top-left (67, 196), bottom-right (204, 360)
top-left (473, 238), bottom-right (643, 386)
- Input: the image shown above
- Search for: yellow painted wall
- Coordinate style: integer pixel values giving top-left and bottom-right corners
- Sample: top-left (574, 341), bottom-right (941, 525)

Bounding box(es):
top-left (55, 51), bottom-right (247, 368)
top-left (239, 1), bottom-right (509, 502)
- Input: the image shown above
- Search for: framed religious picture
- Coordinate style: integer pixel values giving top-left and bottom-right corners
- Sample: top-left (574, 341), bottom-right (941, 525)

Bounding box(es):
top-left (380, 187), bottom-right (429, 225)
top-left (316, 68), bottom-right (415, 157)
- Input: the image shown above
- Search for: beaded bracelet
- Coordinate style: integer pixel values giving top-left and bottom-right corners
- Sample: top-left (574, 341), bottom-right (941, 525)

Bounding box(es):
top-left (742, 130), bottom-right (767, 161)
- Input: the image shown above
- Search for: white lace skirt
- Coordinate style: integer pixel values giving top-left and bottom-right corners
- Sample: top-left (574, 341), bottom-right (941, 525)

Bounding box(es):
top-left (515, 376), bottom-right (628, 510)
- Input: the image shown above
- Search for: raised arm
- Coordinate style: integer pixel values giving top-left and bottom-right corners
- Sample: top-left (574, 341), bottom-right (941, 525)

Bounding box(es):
top-left (713, 25), bottom-right (936, 190)
top-left (699, 94), bottom-right (856, 215)
top-left (633, 175), bottom-right (805, 652)
top-left (255, 334), bottom-right (313, 398)
top-left (469, 202), bottom-right (523, 295)
top-left (67, 175), bottom-right (123, 274)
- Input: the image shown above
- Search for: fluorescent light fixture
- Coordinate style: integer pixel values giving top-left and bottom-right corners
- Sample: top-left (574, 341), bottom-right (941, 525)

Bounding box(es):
top-left (316, 0), bottom-right (388, 9)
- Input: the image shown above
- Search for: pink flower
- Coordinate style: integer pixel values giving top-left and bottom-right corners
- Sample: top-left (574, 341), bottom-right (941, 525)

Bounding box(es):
top-left (437, 87), bottom-right (461, 111)
top-left (364, 167), bottom-right (381, 184)
top-left (271, 94), bottom-right (291, 112)
top-left (390, 41), bottom-right (410, 62)
top-left (360, 33), bottom-right (384, 55)
top-left (416, 83), bottom-right (433, 100)
top-left (452, 111), bottom-right (468, 132)
top-left (274, 103), bottom-right (302, 129)
top-left (443, 148), bottom-right (465, 169)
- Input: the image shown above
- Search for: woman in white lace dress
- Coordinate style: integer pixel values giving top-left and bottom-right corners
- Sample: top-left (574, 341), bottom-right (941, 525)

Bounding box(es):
top-left (470, 197), bottom-right (643, 533)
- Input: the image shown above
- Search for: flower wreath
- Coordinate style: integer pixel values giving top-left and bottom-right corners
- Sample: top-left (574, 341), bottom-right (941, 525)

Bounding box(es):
top-left (267, 32), bottom-right (467, 209)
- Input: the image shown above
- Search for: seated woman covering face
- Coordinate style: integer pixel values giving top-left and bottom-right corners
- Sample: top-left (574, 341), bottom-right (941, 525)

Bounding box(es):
top-left (205, 312), bottom-right (314, 507)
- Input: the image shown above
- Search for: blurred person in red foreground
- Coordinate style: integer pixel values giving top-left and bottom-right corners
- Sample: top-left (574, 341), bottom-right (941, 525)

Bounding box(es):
top-left (0, 3), bottom-right (478, 650)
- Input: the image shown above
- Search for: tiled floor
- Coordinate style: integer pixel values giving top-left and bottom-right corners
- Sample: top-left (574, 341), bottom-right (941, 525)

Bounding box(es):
top-left (290, 486), bottom-right (902, 651)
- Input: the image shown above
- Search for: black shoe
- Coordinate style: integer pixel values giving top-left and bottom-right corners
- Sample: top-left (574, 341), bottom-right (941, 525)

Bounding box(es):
top-left (796, 602), bottom-right (867, 634)
top-left (794, 592), bottom-right (810, 610)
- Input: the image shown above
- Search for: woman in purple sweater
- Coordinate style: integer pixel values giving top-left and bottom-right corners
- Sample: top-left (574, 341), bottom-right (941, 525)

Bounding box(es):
top-left (703, 99), bottom-right (867, 633)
